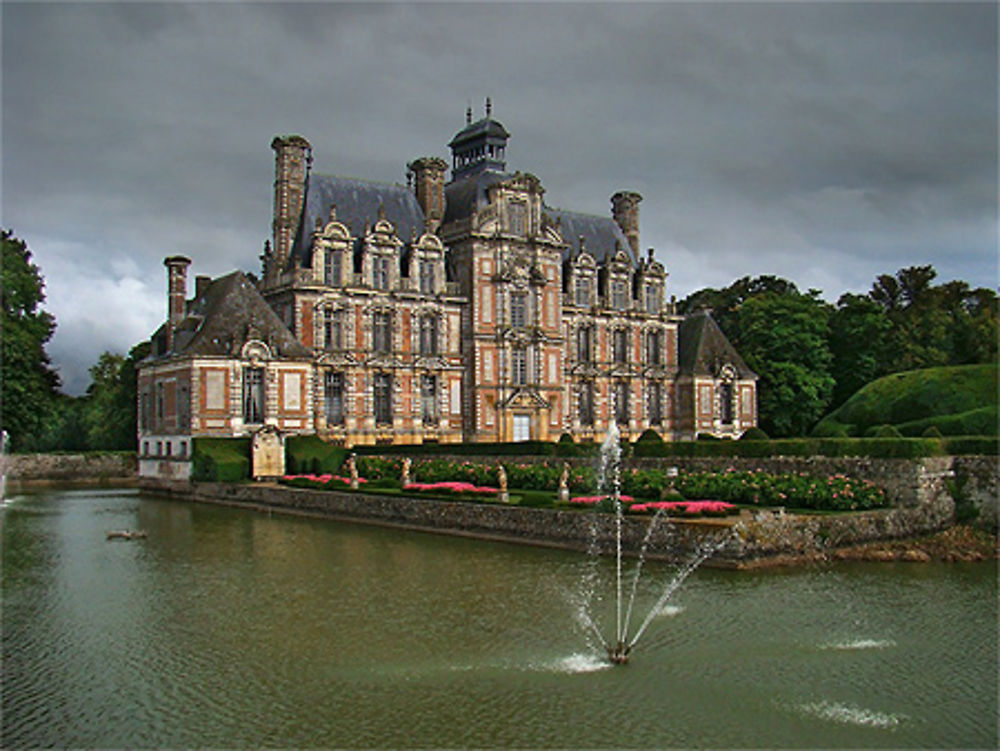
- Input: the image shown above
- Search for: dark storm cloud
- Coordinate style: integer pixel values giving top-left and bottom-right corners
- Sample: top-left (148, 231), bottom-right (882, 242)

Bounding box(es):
top-left (2, 1), bottom-right (996, 394)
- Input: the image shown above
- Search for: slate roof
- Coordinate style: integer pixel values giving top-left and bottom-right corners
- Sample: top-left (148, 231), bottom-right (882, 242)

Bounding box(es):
top-left (677, 310), bottom-right (756, 379)
top-left (148, 271), bottom-right (311, 361)
top-left (544, 206), bottom-right (635, 266)
top-left (291, 174), bottom-right (426, 266)
top-left (442, 170), bottom-right (636, 267)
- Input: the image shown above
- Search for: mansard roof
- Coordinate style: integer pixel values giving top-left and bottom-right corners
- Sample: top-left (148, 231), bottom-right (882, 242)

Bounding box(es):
top-left (677, 310), bottom-right (756, 379)
top-left (149, 271), bottom-right (310, 361)
top-left (291, 174), bottom-right (426, 265)
top-left (545, 206), bottom-right (635, 267)
top-left (442, 170), bottom-right (636, 267)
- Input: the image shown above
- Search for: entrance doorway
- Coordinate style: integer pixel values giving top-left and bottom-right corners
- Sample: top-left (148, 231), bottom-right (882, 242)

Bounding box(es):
top-left (512, 414), bottom-right (531, 442)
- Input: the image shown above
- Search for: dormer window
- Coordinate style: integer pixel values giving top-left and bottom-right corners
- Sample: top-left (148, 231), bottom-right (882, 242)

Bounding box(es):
top-left (419, 258), bottom-right (435, 294)
top-left (574, 276), bottom-right (590, 307)
top-left (611, 279), bottom-right (628, 311)
top-left (325, 249), bottom-right (341, 287)
top-left (373, 256), bottom-right (390, 290)
top-left (645, 283), bottom-right (660, 315)
top-left (508, 201), bottom-right (527, 236)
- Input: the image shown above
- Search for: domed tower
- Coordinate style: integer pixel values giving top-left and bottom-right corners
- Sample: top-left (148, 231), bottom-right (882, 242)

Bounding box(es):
top-left (448, 98), bottom-right (510, 181)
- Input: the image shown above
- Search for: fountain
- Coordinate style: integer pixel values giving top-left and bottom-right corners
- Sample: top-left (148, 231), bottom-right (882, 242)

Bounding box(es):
top-left (578, 413), bottom-right (732, 665)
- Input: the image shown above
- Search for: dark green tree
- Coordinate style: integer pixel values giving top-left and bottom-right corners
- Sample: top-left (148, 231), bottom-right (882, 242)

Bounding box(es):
top-left (1, 229), bottom-right (60, 450)
top-left (679, 275), bottom-right (799, 348)
top-left (739, 292), bottom-right (835, 437)
top-left (828, 293), bottom-right (893, 409)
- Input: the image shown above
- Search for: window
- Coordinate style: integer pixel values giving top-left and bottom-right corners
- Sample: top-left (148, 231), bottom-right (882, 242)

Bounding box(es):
top-left (243, 367), bottom-right (265, 424)
top-left (615, 381), bottom-right (629, 425)
top-left (325, 249), bottom-right (341, 286)
top-left (373, 311), bottom-right (391, 353)
top-left (179, 441), bottom-right (187, 458)
top-left (613, 329), bottom-right (629, 364)
top-left (577, 325), bottom-right (593, 363)
top-left (511, 348), bottom-right (528, 385)
top-left (645, 283), bottom-right (660, 315)
top-left (140, 391), bottom-right (151, 430)
top-left (373, 373), bottom-right (392, 425)
top-left (645, 330), bottom-right (662, 366)
top-left (579, 382), bottom-right (594, 426)
top-left (155, 382), bottom-right (165, 421)
top-left (419, 314), bottom-right (439, 356)
top-left (575, 276), bottom-right (590, 307)
top-left (611, 279), bottom-right (628, 311)
top-left (165, 441), bottom-right (172, 457)
top-left (647, 381), bottom-right (663, 425)
top-left (325, 371), bottom-right (344, 426)
top-left (510, 291), bottom-right (528, 328)
top-left (142, 441), bottom-right (150, 456)
top-left (720, 382), bottom-right (734, 425)
top-left (509, 202), bottom-right (527, 235)
top-left (178, 384), bottom-right (190, 429)
top-left (324, 308), bottom-right (343, 351)
top-left (419, 259), bottom-right (435, 294)
top-left (373, 256), bottom-right (390, 290)
top-left (421, 375), bottom-right (437, 425)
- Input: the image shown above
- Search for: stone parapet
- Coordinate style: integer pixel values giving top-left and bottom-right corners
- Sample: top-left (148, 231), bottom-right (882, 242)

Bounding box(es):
top-left (3, 452), bottom-right (137, 482)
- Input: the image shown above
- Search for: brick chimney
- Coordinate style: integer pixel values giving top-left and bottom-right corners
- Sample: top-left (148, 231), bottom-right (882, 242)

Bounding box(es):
top-left (164, 256), bottom-right (191, 351)
top-left (270, 135), bottom-right (312, 275)
top-left (611, 191), bottom-right (643, 259)
top-left (408, 156), bottom-right (448, 233)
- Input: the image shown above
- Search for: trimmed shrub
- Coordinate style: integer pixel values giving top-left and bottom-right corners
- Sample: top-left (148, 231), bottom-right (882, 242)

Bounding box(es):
top-left (739, 427), bottom-right (770, 441)
top-left (865, 424), bottom-right (904, 438)
top-left (637, 428), bottom-right (663, 444)
top-left (285, 435), bottom-right (348, 475)
top-left (191, 437), bottom-right (250, 482)
top-left (922, 425), bottom-right (944, 438)
top-left (696, 432), bottom-right (721, 441)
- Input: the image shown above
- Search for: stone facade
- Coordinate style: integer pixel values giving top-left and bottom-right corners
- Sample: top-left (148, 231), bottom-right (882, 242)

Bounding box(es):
top-left (137, 104), bottom-right (758, 473)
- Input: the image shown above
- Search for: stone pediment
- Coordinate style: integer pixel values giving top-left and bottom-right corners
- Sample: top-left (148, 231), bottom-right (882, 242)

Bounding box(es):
top-left (317, 351), bottom-right (358, 368)
top-left (571, 363), bottom-right (601, 378)
top-left (497, 387), bottom-right (550, 410)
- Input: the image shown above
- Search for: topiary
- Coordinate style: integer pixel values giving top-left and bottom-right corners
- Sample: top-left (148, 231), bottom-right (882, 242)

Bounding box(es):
top-left (739, 427), bottom-right (770, 441)
top-left (921, 425), bottom-right (944, 438)
top-left (696, 432), bottom-right (721, 441)
top-left (637, 428), bottom-right (663, 444)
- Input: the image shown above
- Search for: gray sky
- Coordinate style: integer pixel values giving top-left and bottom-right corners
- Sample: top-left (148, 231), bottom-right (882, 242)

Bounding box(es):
top-left (3, 1), bottom-right (997, 395)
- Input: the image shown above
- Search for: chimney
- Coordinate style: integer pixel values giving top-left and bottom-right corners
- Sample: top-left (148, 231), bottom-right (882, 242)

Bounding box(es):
top-left (611, 191), bottom-right (643, 258)
top-left (270, 135), bottom-right (313, 276)
top-left (164, 256), bottom-right (191, 351)
top-left (407, 156), bottom-right (448, 233)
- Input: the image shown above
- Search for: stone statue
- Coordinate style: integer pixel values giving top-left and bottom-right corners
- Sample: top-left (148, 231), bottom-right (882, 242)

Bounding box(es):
top-left (497, 464), bottom-right (509, 503)
top-left (401, 457), bottom-right (411, 488)
top-left (558, 462), bottom-right (570, 503)
top-left (348, 453), bottom-right (359, 490)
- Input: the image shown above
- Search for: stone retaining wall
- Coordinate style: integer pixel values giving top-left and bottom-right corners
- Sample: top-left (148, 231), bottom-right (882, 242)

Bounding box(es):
top-left (141, 468), bottom-right (958, 567)
top-left (2, 452), bottom-right (137, 482)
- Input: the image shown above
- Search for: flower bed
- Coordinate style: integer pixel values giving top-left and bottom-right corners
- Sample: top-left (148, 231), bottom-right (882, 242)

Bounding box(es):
top-left (279, 473), bottom-right (368, 489)
top-left (404, 481), bottom-right (499, 496)
top-left (628, 500), bottom-right (738, 517)
top-left (569, 494), bottom-right (635, 505)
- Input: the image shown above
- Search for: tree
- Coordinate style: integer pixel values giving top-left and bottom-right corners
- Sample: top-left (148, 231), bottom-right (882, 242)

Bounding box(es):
top-left (828, 293), bottom-right (892, 409)
top-left (679, 275), bottom-right (800, 349)
top-left (1, 229), bottom-right (60, 450)
top-left (739, 292), bottom-right (835, 437)
top-left (82, 342), bottom-right (149, 450)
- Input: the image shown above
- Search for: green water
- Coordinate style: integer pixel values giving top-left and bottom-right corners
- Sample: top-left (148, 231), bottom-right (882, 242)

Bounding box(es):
top-left (2, 487), bottom-right (997, 749)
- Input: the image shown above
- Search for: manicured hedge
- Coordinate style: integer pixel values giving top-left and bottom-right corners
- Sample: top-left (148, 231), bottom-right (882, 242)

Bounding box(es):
top-left (285, 435), bottom-right (348, 475)
top-left (353, 439), bottom-right (599, 458)
top-left (191, 437), bottom-right (250, 482)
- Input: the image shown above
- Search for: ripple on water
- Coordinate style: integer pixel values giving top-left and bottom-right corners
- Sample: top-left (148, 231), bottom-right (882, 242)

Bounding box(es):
top-left (820, 638), bottom-right (896, 651)
top-left (798, 700), bottom-right (904, 730)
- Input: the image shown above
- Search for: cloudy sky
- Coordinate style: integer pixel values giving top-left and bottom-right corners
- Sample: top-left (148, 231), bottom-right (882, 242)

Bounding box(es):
top-left (3, 1), bottom-right (997, 394)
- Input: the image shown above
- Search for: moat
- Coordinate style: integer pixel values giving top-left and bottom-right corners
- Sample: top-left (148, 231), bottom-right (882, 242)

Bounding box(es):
top-left (3, 487), bottom-right (997, 749)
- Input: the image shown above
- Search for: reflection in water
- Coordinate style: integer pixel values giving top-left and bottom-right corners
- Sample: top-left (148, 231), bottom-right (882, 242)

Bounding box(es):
top-left (2, 488), bottom-right (997, 749)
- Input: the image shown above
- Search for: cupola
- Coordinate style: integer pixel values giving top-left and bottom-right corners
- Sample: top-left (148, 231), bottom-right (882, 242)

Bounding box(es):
top-left (448, 98), bottom-right (510, 181)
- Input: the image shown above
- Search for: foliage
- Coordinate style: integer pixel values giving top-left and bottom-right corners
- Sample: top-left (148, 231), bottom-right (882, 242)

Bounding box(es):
top-left (828, 294), bottom-right (893, 409)
top-left (191, 437), bottom-right (250, 482)
top-left (739, 291), bottom-right (835, 437)
top-left (1, 229), bottom-right (60, 450)
top-left (739, 427), bottom-right (770, 441)
top-left (813, 364), bottom-right (997, 437)
top-left (285, 435), bottom-right (348, 475)
top-left (674, 469), bottom-right (887, 511)
top-left (679, 274), bottom-right (801, 349)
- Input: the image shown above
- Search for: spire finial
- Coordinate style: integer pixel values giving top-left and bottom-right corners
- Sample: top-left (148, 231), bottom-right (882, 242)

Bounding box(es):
top-left (485, 97), bottom-right (492, 118)
top-left (466, 105), bottom-right (472, 125)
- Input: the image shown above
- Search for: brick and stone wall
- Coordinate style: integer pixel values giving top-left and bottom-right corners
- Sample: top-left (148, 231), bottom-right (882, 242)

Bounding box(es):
top-left (4, 453), bottom-right (137, 482)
